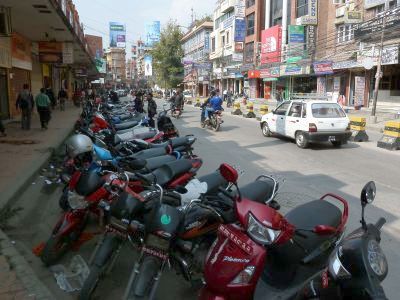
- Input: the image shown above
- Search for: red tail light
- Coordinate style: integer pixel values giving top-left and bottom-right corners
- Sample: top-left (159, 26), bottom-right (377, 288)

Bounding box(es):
top-left (309, 123), bottom-right (317, 133)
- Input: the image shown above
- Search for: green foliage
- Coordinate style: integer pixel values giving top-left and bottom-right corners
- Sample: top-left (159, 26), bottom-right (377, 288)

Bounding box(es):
top-left (151, 20), bottom-right (184, 88)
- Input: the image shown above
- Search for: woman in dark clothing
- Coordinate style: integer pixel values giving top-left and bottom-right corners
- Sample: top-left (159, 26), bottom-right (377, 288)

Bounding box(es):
top-left (147, 93), bottom-right (157, 128)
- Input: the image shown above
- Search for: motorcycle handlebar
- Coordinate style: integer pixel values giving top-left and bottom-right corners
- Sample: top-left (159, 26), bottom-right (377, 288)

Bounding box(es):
top-left (375, 217), bottom-right (386, 231)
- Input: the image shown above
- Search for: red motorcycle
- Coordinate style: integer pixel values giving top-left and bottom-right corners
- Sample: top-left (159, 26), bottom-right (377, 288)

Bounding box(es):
top-left (199, 165), bottom-right (349, 300)
top-left (40, 159), bottom-right (202, 266)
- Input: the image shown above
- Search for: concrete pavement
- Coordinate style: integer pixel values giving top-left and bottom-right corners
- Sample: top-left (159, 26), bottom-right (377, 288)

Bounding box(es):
top-left (3, 99), bottom-right (400, 299)
top-left (0, 102), bottom-right (80, 300)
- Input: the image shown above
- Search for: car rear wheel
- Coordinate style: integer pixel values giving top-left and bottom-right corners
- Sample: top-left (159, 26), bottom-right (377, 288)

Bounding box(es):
top-left (331, 141), bottom-right (343, 147)
top-left (296, 132), bottom-right (309, 149)
top-left (262, 123), bottom-right (272, 137)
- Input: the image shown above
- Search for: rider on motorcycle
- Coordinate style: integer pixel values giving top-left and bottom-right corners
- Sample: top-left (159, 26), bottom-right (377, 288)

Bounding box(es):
top-left (204, 90), bottom-right (223, 122)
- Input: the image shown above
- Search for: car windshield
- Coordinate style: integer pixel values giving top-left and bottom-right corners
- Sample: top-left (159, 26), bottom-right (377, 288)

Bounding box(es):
top-left (311, 103), bottom-right (346, 118)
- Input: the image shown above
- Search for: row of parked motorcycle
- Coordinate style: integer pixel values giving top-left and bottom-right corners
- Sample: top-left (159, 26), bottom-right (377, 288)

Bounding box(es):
top-left (39, 95), bottom-right (389, 300)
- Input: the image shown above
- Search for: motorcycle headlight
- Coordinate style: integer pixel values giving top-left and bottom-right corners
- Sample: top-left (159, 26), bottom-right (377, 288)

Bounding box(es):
top-left (328, 247), bottom-right (351, 280)
top-left (247, 213), bottom-right (281, 245)
top-left (230, 266), bottom-right (255, 285)
top-left (367, 239), bottom-right (388, 277)
top-left (67, 191), bottom-right (88, 210)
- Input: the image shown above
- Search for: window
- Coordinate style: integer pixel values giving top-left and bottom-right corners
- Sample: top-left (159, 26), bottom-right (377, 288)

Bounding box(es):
top-left (288, 103), bottom-right (302, 117)
top-left (375, 1), bottom-right (396, 16)
top-left (311, 104), bottom-right (346, 118)
top-left (274, 102), bottom-right (291, 115)
top-left (222, 35), bottom-right (225, 47)
top-left (211, 37), bottom-right (216, 52)
top-left (244, 42), bottom-right (254, 63)
top-left (296, 0), bottom-right (308, 18)
top-left (246, 13), bottom-right (255, 36)
top-left (246, 0), bottom-right (255, 8)
top-left (226, 31), bottom-right (230, 45)
top-left (302, 103), bottom-right (307, 118)
top-left (336, 24), bottom-right (354, 44)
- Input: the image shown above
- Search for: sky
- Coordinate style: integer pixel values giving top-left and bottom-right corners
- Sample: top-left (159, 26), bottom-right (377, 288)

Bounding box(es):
top-left (73, 0), bottom-right (216, 54)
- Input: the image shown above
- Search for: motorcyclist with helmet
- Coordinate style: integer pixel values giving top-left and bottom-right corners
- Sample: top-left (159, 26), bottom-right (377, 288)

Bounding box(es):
top-left (204, 89), bottom-right (223, 122)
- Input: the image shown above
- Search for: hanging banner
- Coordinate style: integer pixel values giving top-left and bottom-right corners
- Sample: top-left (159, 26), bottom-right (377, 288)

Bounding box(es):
top-left (234, 18), bottom-right (246, 42)
top-left (145, 21), bottom-right (161, 47)
top-left (313, 61), bottom-right (334, 75)
top-left (354, 76), bottom-right (365, 106)
top-left (144, 55), bottom-right (153, 76)
top-left (204, 32), bottom-right (210, 52)
top-left (109, 22), bottom-right (126, 48)
top-left (261, 25), bottom-right (282, 64)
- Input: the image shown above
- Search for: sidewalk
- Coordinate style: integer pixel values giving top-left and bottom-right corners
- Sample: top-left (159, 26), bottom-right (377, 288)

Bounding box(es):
top-left (0, 102), bottom-right (80, 300)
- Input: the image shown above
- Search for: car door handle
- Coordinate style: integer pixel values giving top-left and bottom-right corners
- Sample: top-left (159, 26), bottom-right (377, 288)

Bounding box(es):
top-left (289, 121), bottom-right (296, 123)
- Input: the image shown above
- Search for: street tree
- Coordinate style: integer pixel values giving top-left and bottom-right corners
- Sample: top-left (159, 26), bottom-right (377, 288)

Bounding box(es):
top-left (151, 21), bottom-right (184, 89)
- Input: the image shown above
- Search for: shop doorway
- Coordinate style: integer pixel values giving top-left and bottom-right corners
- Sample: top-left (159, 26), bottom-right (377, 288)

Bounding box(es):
top-left (0, 68), bottom-right (9, 119)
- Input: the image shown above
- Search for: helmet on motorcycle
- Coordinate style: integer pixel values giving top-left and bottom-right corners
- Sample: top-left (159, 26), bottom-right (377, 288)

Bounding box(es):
top-left (65, 134), bottom-right (93, 158)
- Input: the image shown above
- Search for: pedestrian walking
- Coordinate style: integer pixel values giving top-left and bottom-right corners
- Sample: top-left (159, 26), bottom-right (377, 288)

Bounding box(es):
top-left (16, 84), bottom-right (34, 130)
top-left (0, 118), bottom-right (6, 137)
top-left (147, 92), bottom-right (157, 128)
top-left (36, 88), bottom-right (51, 130)
top-left (223, 89), bottom-right (228, 102)
top-left (46, 87), bottom-right (56, 109)
top-left (58, 88), bottom-right (67, 111)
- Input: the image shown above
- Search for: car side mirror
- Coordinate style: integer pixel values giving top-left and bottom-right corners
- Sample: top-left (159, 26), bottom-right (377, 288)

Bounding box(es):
top-left (361, 181), bottom-right (376, 206)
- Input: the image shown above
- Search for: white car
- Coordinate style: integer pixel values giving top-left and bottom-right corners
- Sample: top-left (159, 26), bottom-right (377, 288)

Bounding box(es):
top-left (260, 100), bottom-right (352, 148)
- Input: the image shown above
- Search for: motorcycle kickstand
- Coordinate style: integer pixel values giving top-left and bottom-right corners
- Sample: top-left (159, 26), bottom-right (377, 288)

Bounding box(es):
top-left (89, 234), bottom-right (106, 265)
top-left (122, 252), bottom-right (144, 300)
top-left (148, 260), bottom-right (167, 300)
top-left (105, 242), bottom-right (123, 275)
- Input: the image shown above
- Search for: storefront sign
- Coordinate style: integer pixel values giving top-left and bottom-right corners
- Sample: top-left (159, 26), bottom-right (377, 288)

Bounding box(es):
top-left (354, 76), bottom-right (365, 106)
top-left (240, 63), bottom-right (253, 72)
top-left (62, 42), bottom-right (74, 64)
top-left (288, 25), bottom-right (305, 43)
top-left (261, 25), bottom-right (282, 64)
top-left (354, 6), bottom-right (400, 39)
top-left (260, 67), bottom-right (280, 78)
top-left (11, 33), bottom-right (32, 70)
top-left (75, 68), bottom-right (87, 77)
top-left (234, 18), bottom-right (246, 42)
top-left (248, 70), bottom-right (260, 79)
top-left (307, 25), bottom-right (316, 53)
top-left (39, 42), bottom-right (63, 63)
top-left (313, 61), bottom-right (334, 75)
top-left (235, 0), bottom-right (245, 18)
top-left (232, 53), bottom-right (243, 62)
top-left (193, 62), bottom-right (212, 70)
top-left (300, 0), bottom-right (318, 25)
top-left (345, 11), bottom-right (363, 24)
top-left (317, 77), bottom-right (326, 94)
top-left (332, 60), bottom-right (360, 69)
top-left (235, 42), bottom-right (243, 52)
top-left (280, 64), bottom-right (310, 76)
top-left (365, 0), bottom-right (386, 9)
top-left (0, 37), bottom-right (11, 68)
top-left (223, 16), bottom-right (234, 29)
top-left (358, 45), bottom-right (399, 66)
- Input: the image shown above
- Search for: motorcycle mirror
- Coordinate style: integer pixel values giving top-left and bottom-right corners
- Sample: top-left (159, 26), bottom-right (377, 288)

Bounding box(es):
top-left (219, 163), bottom-right (238, 184)
top-left (95, 137), bottom-right (107, 149)
top-left (313, 225), bottom-right (337, 235)
top-left (361, 181), bottom-right (376, 206)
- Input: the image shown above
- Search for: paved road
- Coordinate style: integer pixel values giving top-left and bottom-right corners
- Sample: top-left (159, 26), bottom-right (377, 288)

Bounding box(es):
top-left (7, 100), bottom-right (400, 299)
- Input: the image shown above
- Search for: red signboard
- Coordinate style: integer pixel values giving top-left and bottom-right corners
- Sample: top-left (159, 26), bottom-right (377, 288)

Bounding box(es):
top-left (248, 70), bottom-right (260, 79)
top-left (313, 61), bottom-right (334, 75)
top-left (261, 26), bottom-right (282, 64)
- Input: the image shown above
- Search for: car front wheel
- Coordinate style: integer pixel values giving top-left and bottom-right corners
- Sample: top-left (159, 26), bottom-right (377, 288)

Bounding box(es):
top-left (262, 123), bottom-right (272, 137)
top-left (295, 132), bottom-right (309, 149)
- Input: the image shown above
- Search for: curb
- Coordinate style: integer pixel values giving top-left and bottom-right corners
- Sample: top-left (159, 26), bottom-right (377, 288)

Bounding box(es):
top-left (0, 230), bottom-right (54, 299)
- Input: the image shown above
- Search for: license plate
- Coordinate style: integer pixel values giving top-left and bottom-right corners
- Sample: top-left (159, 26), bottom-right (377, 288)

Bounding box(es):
top-left (329, 136), bottom-right (336, 141)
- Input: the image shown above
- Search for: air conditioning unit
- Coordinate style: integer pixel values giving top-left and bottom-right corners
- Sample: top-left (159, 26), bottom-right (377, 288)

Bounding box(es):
top-left (0, 7), bottom-right (12, 36)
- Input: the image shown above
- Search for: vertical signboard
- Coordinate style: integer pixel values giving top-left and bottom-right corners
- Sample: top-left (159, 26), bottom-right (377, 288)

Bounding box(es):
top-left (144, 55), bottom-right (153, 76)
top-left (204, 32), bottom-right (210, 52)
top-left (109, 22), bottom-right (126, 48)
top-left (261, 25), bottom-right (282, 64)
top-left (307, 25), bottom-right (316, 54)
top-left (62, 42), bottom-right (74, 64)
top-left (234, 18), bottom-right (246, 42)
top-left (235, 0), bottom-right (245, 17)
top-left (145, 21), bottom-right (161, 47)
top-left (354, 76), bottom-right (365, 106)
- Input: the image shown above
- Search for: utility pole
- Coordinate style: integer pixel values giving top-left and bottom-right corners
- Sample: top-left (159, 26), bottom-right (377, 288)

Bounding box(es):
top-left (371, 0), bottom-right (389, 118)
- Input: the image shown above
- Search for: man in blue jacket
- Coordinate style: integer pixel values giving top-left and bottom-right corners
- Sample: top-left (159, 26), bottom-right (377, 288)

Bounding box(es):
top-left (205, 90), bottom-right (223, 121)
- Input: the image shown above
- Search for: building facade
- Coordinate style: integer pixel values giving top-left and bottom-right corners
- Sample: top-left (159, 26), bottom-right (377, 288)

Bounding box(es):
top-left (105, 47), bottom-right (126, 88)
top-left (181, 21), bottom-right (213, 97)
top-left (0, 0), bottom-right (97, 120)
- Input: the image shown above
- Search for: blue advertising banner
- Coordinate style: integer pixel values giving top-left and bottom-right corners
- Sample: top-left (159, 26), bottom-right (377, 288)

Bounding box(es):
top-left (144, 55), bottom-right (153, 76)
top-left (145, 21), bottom-right (161, 47)
top-left (204, 32), bottom-right (210, 51)
top-left (234, 18), bottom-right (246, 42)
top-left (288, 25), bottom-right (305, 43)
top-left (109, 22), bottom-right (126, 48)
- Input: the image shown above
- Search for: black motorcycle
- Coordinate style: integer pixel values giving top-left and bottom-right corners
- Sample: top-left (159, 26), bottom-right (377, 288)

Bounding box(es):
top-left (157, 104), bottom-right (179, 139)
top-left (294, 181), bottom-right (388, 300)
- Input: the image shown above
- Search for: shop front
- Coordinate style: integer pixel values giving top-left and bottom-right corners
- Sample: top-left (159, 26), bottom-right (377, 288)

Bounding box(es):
top-left (260, 67), bottom-right (280, 100)
top-left (0, 36), bottom-right (11, 119)
top-left (279, 64), bottom-right (313, 97)
top-left (247, 70), bottom-right (261, 98)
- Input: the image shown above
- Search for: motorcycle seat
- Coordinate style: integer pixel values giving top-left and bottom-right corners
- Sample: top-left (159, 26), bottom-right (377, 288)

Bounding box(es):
top-left (75, 171), bottom-right (106, 196)
top-left (114, 120), bottom-right (139, 130)
top-left (197, 171), bottom-right (227, 195)
top-left (141, 159), bottom-right (193, 186)
top-left (116, 113), bottom-right (132, 121)
top-left (131, 147), bottom-right (168, 160)
top-left (141, 155), bottom-right (176, 172)
top-left (240, 180), bottom-right (275, 204)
